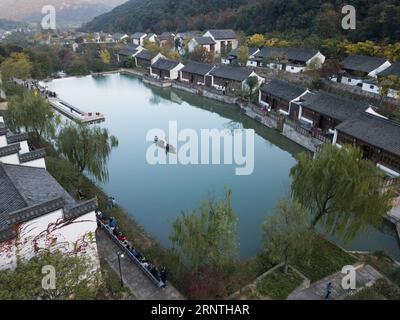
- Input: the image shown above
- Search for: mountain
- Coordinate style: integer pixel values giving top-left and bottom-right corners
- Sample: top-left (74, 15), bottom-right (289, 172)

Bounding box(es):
top-left (84, 0), bottom-right (400, 43)
top-left (0, 0), bottom-right (127, 25)
top-left (0, 19), bottom-right (26, 30)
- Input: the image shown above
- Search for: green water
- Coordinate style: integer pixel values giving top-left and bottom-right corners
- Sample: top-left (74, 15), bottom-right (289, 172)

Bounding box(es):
top-left (45, 73), bottom-right (400, 260)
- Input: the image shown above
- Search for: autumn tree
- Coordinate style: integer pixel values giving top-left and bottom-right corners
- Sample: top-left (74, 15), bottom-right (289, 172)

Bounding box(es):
top-left (247, 34), bottom-right (265, 48)
top-left (143, 40), bottom-right (160, 55)
top-left (57, 122), bottom-right (118, 182)
top-left (0, 251), bottom-right (100, 300)
top-left (6, 91), bottom-right (59, 142)
top-left (99, 49), bottom-right (111, 64)
top-left (169, 188), bottom-right (238, 298)
top-left (169, 188), bottom-right (238, 273)
top-left (0, 52), bottom-right (32, 80)
top-left (378, 75), bottom-right (400, 103)
top-left (262, 199), bottom-right (313, 273)
top-left (236, 45), bottom-right (249, 65)
top-left (290, 144), bottom-right (393, 241)
top-left (189, 46), bottom-right (214, 64)
top-left (319, 59), bottom-right (342, 79)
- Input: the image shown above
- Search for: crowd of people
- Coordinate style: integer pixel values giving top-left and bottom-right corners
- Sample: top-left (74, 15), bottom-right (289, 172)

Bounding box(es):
top-left (96, 210), bottom-right (167, 287)
top-left (16, 79), bottom-right (57, 98)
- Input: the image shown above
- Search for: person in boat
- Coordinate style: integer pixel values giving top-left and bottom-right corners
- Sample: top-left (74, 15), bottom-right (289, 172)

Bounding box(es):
top-left (166, 143), bottom-right (170, 153)
top-left (154, 136), bottom-right (158, 143)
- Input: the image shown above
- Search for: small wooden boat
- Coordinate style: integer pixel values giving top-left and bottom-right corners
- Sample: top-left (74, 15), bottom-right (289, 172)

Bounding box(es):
top-left (154, 139), bottom-right (177, 154)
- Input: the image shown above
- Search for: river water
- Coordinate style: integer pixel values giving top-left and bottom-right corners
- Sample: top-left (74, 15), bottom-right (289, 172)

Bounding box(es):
top-left (44, 73), bottom-right (400, 260)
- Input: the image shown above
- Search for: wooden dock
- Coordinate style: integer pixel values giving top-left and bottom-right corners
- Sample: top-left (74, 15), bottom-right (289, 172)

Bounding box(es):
top-left (48, 98), bottom-right (105, 123)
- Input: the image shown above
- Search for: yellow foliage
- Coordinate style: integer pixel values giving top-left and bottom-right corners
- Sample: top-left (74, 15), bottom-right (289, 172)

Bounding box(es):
top-left (247, 34), bottom-right (265, 48)
top-left (99, 49), bottom-right (111, 64)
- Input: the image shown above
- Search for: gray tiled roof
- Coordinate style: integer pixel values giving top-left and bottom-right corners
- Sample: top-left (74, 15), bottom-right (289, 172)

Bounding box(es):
top-left (301, 91), bottom-right (368, 122)
top-left (135, 50), bottom-right (155, 61)
top-left (64, 198), bottom-right (98, 219)
top-left (8, 197), bottom-right (65, 224)
top-left (18, 148), bottom-right (46, 163)
top-left (119, 44), bottom-right (140, 56)
top-left (210, 65), bottom-right (254, 82)
top-left (151, 58), bottom-right (180, 71)
top-left (0, 143), bottom-right (20, 157)
top-left (181, 61), bottom-right (215, 76)
top-left (159, 32), bottom-right (173, 40)
top-left (229, 47), bottom-right (258, 58)
top-left (342, 55), bottom-right (388, 74)
top-left (194, 37), bottom-right (216, 45)
top-left (0, 163), bottom-right (98, 243)
top-left (207, 29), bottom-right (236, 40)
top-left (255, 47), bottom-right (319, 63)
top-left (1, 163), bottom-right (75, 209)
top-left (6, 132), bottom-right (29, 144)
top-left (336, 112), bottom-right (400, 157)
top-left (132, 32), bottom-right (146, 39)
top-left (260, 79), bottom-right (307, 101)
top-left (378, 62), bottom-right (400, 77)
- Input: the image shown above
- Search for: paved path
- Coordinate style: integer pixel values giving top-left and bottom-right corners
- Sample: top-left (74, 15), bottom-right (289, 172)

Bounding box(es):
top-left (96, 230), bottom-right (184, 300)
top-left (288, 264), bottom-right (383, 300)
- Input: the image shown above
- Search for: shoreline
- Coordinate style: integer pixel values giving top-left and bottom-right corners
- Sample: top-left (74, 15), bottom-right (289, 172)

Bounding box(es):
top-left (45, 69), bottom-right (400, 261)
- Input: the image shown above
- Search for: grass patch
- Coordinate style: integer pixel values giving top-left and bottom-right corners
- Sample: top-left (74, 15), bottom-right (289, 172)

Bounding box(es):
top-left (45, 153), bottom-right (276, 299)
top-left (347, 278), bottom-right (400, 300)
top-left (255, 267), bottom-right (304, 300)
top-left (97, 258), bottom-right (135, 300)
top-left (292, 235), bottom-right (357, 283)
top-left (360, 251), bottom-right (400, 288)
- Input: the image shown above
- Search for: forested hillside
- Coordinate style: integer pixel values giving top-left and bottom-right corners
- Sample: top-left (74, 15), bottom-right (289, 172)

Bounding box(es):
top-left (84, 0), bottom-right (400, 43)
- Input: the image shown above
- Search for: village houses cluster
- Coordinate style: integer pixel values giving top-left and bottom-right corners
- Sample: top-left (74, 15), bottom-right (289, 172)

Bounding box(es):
top-left (0, 28), bottom-right (400, 275)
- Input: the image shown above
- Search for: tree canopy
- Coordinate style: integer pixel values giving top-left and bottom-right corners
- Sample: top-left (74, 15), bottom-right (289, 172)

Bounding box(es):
top-left (6, 91), bottom-right (59, 141)
top-left (0, 52), bottom-right (32, 80)
top-left (57, 122), bottom-right (119, 182)
top-left (290, 144), bottom-right (393, 241)
top-left (0, 251), bottom-right (100, 300)
top-left (262, 199), bottom-right (313, 273)
top-left (169, 188), bottom-right (238, 274)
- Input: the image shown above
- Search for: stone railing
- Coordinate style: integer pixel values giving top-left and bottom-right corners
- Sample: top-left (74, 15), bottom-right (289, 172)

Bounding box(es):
top-left (284, 119), bottom-right (332, 144)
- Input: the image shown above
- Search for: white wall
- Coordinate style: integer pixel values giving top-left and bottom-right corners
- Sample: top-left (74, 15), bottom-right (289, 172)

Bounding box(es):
top-left (306, 52), bottom-right (326, 69)
top-left (169, 63), bottom-right (184, 80)
top-left (19, 141), bottom-right (29, 154)
top-left (368, 61), bottom-right (391, 78)
top-left (341, 76), bottom-right (363, 86)
top-left (0, 153), bottom-right (20, 165)
top-left (362, 82), bottom-right (380, 94)
top-left (21, 157), bottom-right (46, 169)
top-left (2, 209), bottom-right (99, 270)
top-left (0, 135), bottom-right (7, 148)
top-left (246, 60), bottom-right (258, 67)
top-left (286, 65), bottom-right (306, 73)
top-left (0, 238), bottom-right (17, 271)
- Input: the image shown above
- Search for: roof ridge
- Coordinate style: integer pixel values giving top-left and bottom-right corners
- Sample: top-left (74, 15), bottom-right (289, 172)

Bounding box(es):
top-left (0, 163), bottom-right (28, 208)
top-left (361, 110), bottom-right (400, 127)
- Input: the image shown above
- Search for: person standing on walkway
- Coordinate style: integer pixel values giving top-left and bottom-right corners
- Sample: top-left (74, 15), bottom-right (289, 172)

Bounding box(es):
top-left (325, 282), bottom-right (333, 300)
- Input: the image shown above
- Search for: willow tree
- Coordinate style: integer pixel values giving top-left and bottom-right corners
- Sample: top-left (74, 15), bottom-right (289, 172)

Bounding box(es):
top-left (0, 251), bottom-right (100, 300)
top-left (290, 144), bottom-right (393, 241)
top-left (169, 188), bottom-right (238, 273)
top-left (57, 122), bottom-right (118, 182)
top-left (262, 199), bottom-right (313, 274)
top-left (6, 91), bottom-right (58, 141)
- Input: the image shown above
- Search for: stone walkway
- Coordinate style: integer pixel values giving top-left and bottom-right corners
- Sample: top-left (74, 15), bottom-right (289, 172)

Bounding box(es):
top-left (288, 264), bottom-right (383, 300)
top-left (96, 230), bottom-right (184, 300)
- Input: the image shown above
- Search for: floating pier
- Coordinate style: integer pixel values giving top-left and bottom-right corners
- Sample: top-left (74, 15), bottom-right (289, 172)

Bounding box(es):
top-left (48, 98), bottom-right (105, 123)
